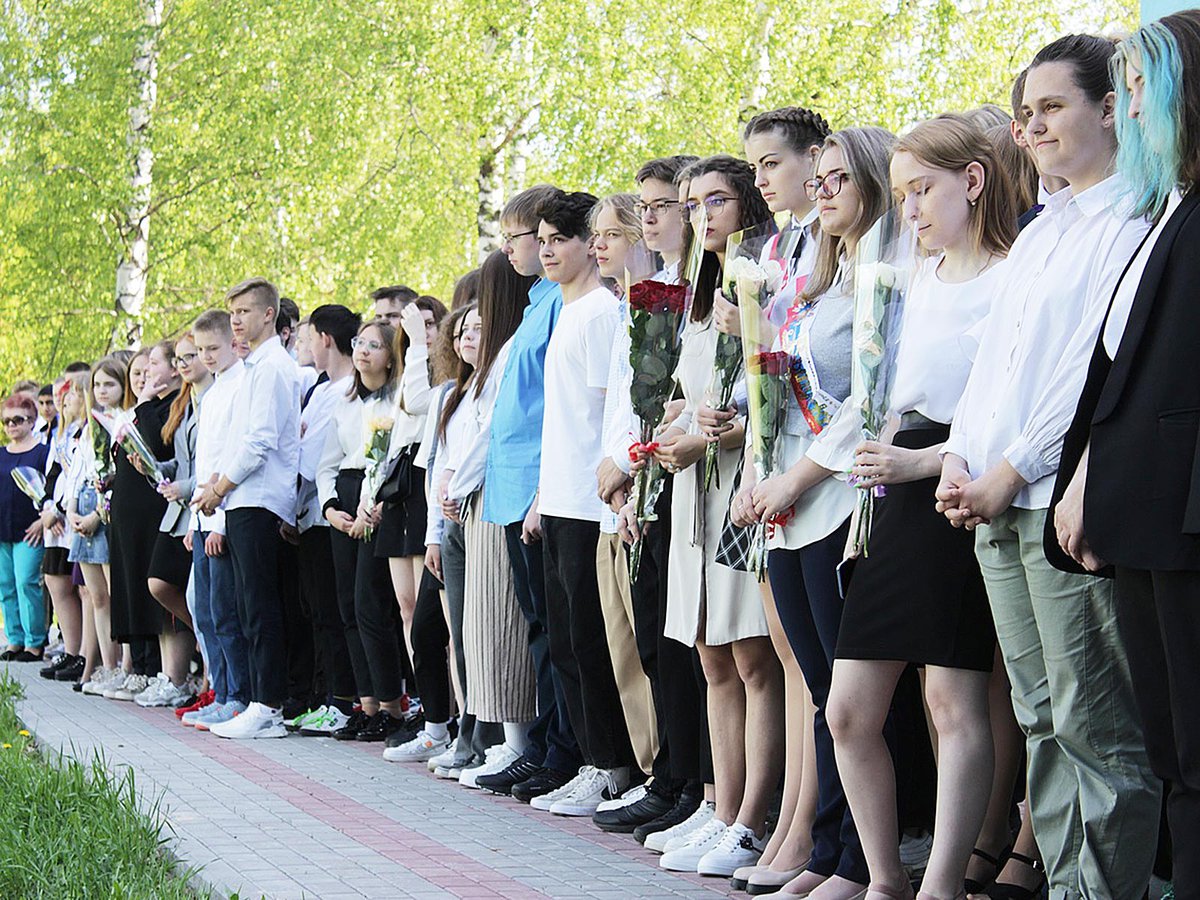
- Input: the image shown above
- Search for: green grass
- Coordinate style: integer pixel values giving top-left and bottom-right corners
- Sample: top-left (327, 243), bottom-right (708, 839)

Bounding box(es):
top-left (0, 671), bottom-right (206, 899)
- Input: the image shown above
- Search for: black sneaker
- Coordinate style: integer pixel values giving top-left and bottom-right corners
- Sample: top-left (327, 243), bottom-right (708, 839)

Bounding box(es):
top-left (333, 708), bottom-right (371, 741)
top-left (633, 785), bottom-right (704, 844)
top-left (55, 655), bottom-right (86, 683)
top-left (593, 781), bottom-right (679, 833)
top-left (40, 654), bottom-right (71, 680)
top-left (385, 715), bottom-right (424, 749)
top-left (476, 754), bottom-right (545, 796)
top-left (511, 766), bottom-right (574, 803)
top-left (355, 710), bottom-right (406, 743)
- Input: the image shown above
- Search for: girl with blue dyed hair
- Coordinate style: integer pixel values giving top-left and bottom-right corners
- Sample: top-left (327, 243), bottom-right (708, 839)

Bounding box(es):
top-left (1052, 9), bottom-right (1200, 893)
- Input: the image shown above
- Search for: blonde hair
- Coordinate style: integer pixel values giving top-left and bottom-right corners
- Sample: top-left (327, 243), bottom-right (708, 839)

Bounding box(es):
top-left (588, 193), bottom-right (643, 244)
top-left (896, 113), bottom-right (1020, 258)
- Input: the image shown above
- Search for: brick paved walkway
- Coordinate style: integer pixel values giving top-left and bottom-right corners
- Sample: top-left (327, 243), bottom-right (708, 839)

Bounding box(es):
top-left (10, 665), bottom-right (735, 899)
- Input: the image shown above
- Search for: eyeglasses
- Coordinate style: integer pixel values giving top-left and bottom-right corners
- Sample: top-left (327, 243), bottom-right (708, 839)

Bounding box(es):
top-left (500, 229), bottom-right (536, 245)
top-left (351, 337), bottom-right (387, 352)
top-left (2, 415), bottom-right (29, 426)
top-left (173, 352), bottom-right (199, 368)
top-left (682, 195), bottom-right (736, 216)
top-left (804, 171), bottom-right (851, 201)
top-left (635, 199), bottom-right (680, 217)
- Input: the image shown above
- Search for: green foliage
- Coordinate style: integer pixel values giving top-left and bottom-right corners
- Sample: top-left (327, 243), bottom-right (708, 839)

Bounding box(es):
top-left (0, 0), bottom-right (1136, 387)
top-left (0, 671), bottom-right (201, 899)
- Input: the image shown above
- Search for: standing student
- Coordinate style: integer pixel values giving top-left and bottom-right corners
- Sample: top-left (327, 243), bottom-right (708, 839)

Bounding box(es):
top-left (38, 377), bottom-right (85, 682)
top-left (316, 320), bottom-right (410, 746)
top-left (71, 358), bottom-right (126, 694)
top-left (446, 185), bottom-right (581, 803)
top-left (195, 277), bottom-right (301, 740)
top-left (936, 35), bottom-right (1161, 900)
top-left (182, 311), bottom-right (251, 730)
top-left (0, 394), bottom-right (48, 661)
top-left (375, 297), bottom-right (440, 679)
top-left (443, 251), bottom-right (539, 784)
top-left (730, 127), bottom-right (897, 900)
top-left (644, 156), bottom-right (782, 879)
top-left (588, 192), bottom-right (660, 788)
top-left (371, 285), bottom-right (418, 330)
top-left (520, 190), bottom-right (637, 817)
top-left (1052, 11), bottom-right (1200, 891)
top-left (823, 114), bottom-right (1018, 900)
top-left (287, 304), bottom-right (361, 737)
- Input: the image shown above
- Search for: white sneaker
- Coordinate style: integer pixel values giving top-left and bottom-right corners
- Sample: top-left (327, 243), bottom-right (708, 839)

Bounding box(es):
top-left (549, 766), bottom-right (630, 816)
top-left (529, 766), bottom-right (590, 811)
top-left (209, 701), bottom-right (287, 740)
top-left (696, 822), bottom-right (766, 876)
top-left (81, 667), bottom-right (122, 696)
top-left (427, 739), bottom-right (458, 772)
top-left (107, 672), bottom-right (151, 701)
top-left (383, 729), bottom-right (452, 763)
top-left (660, 817), bottom-right (728, 872)
top-left (135, 673), bottom-right (191, 708)
top-left (459, 743), bottom-right (520, 789)
top-left (595, 780), bottom-right (648, 813)
top-left (645, 800), bottom-right (716, 853)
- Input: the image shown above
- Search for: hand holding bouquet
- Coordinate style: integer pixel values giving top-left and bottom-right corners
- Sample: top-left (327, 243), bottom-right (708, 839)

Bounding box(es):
top-left (10, 466), bottom-right (46, 507)
top-left (359, 415), bottom-right (395, 542)
top-left (92, 407), bottom-right (167, 487)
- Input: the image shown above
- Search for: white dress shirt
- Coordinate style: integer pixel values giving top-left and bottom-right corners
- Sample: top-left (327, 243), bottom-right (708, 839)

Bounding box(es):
top-left (384, 343), bottom-right (433, 457)
top-left (296, 373), bottom-right (353, 532)
top-left (419, 382), bottom-right (479, 546)
top-left (1103, 189), bottom-right (1184, 358)
top-left (315, 386), bottom-right (395, 512)
top-left (221, 336), bottom-right (300, 523)
top-left (943, 175), bottom-right (1151, 509)
top-left (189, 359), bottom-right (245, 535)
top-left (446, 340), bottom-right (512, 504)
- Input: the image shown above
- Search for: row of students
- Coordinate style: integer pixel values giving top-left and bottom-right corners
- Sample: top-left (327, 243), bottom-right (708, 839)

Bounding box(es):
top-left (8, 14), bottom-right (1198, 899)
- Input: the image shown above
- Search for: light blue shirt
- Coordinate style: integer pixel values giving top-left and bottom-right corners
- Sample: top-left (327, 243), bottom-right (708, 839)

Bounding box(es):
top-left (482, 278), bottom-right (562, 525)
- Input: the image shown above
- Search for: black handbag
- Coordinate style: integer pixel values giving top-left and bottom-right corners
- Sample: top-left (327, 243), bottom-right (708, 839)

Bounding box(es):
top-left (376, 443), bottom-right (418, 507)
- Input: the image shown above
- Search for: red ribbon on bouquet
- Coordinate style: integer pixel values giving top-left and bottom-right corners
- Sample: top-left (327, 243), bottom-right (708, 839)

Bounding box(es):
top-left (764, 508), bottom-right (794, 540)
top-left (628, 441), bottom-right (660, 464)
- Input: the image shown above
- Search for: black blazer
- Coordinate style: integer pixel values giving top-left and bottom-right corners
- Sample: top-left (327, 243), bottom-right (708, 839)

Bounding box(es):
top-left (1045, 191), bottom-right (1200, 573)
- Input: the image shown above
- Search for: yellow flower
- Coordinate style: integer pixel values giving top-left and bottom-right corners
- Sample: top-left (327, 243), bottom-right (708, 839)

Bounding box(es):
top-left (369, 416), bottom-right (395, 433)
top-left (2, 743), bottom-right (11, 749)
top-left (18, 729), bottom-right (29, 737)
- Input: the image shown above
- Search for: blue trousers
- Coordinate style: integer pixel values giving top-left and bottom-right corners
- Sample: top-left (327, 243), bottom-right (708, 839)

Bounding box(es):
top-left (0, 541), bottom-right (46, 648)
top-left (191, 530), bottom-right (250, 704)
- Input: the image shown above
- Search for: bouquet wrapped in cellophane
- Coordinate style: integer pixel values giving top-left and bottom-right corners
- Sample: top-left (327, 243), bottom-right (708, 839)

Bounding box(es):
top-left (92, 407), bottom-right (167, 487)
top-left (734, 252), bottom-right (794, 581)
top-left (625, 224), bottom-right (702, 581)
top-left (88, 410), bottom-right (115, 523)
top-left (702, 219), bottom-right (784, 490)
top-left (359, 415), bottom-right (395, 542)
top-left (844, 208), bottom-right (917, 560)
top-left (10, 466), bottom-right (46, 507)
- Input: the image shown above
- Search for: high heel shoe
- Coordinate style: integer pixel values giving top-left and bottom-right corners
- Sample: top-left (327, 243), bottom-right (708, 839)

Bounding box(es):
top-left (986, 851), bottom-right (1046, 900)
top-left (747, 862), bottom-right (811, 895)
top-left (963, 844), bottom-right (1011, 896)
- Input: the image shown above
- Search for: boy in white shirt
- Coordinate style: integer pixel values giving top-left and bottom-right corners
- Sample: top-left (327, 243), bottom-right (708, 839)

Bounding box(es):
top-left (528, 191), bottom-right (637, 817)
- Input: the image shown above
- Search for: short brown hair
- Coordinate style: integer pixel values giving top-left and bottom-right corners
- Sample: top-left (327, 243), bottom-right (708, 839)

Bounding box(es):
top-left (635, 156), bottom-right (699, 185)
top-left (193, 309), bottom-right (233, 339)
top-left (501, 184), bottom-right (564, 229)
top-left (226, 277), bottom-right (279, 322)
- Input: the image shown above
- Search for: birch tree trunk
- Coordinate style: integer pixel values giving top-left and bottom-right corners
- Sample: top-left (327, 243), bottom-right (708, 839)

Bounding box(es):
top-left (112, 0), bottom-right (163, 350)
top-left (737, 1), bottom-right (775, 125)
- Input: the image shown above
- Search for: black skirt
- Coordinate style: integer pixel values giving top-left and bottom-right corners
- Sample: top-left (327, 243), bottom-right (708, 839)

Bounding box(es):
top-left (148, 531), bottom-right (192, 590)
top-left (41, 546), bottom-right (72, 577)
top-left (835, 425), bottom-right (995, 671)
top-left (373, 471), bottom-right (428, 560)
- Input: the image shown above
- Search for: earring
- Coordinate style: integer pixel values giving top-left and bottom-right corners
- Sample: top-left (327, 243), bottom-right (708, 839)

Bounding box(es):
top-left (969, 198), bottom-right (977, 207)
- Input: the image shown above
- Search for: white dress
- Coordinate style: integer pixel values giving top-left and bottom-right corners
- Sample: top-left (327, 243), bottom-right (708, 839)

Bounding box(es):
top-left (664, 316), bottom-right (769, 647)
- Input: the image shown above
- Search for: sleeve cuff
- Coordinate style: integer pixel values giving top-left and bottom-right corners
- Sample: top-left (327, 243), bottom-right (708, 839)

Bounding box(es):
top-left (940, 434), bottom-right (969, 461)
top-left (805, 438), bottom-right (848, 473)
top-left (1003, 436), bottom-right (1054, 484)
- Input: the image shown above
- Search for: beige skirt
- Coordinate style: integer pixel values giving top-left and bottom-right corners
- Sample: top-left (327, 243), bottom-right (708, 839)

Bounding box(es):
top-left (462, 502), bottom-right (536, 722)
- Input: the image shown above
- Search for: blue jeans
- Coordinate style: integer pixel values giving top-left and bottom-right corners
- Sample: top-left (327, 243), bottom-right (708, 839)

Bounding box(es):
top-left (0, 541), bottom-right (45, 648)
top-left (192, 530), bottom-right (250, 704)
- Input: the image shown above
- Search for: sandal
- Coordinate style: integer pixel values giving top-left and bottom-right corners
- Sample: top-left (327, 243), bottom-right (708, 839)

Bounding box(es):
top-left (964, 845), bottom-right (1011, 895)
top-left (987, 851), bottom-right (1046, 900)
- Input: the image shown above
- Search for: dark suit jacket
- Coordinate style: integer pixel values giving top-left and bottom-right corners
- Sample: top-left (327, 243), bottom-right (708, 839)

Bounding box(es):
top-left (1045, 191), bottom-right (1200, 573)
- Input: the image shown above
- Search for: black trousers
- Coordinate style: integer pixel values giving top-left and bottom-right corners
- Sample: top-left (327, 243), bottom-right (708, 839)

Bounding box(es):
top-left (1115, 566), bottom-right (1200, 894)
top-left (630, 476), bottom-right (711, 786)
top-left (768, 523), bottom-right (869, 885)
top-left (328, 470), bottom-right (404, 703)
top-left (129, 636), bottom-right (161, 677)
top-left (277, 536), bottom-right (315, 705)
top-left (225, 507), bottom-right (289, 707)
top-left (410, 567), bottom-right (451, 723)
top-left (542, 515), bottom-right (636, 771)
top-left (504, 521), bottom-right (581, 772)
top-left (298, 526), bottom-right (356, 700)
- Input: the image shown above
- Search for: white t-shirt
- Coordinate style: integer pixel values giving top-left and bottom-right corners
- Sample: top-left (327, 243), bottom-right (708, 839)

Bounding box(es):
top-left (537, 285), bottom-right (620, 522)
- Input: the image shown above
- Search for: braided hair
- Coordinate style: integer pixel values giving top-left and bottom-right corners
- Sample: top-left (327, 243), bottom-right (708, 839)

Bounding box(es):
top-left (743, 106), bottom-right (832, 155)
